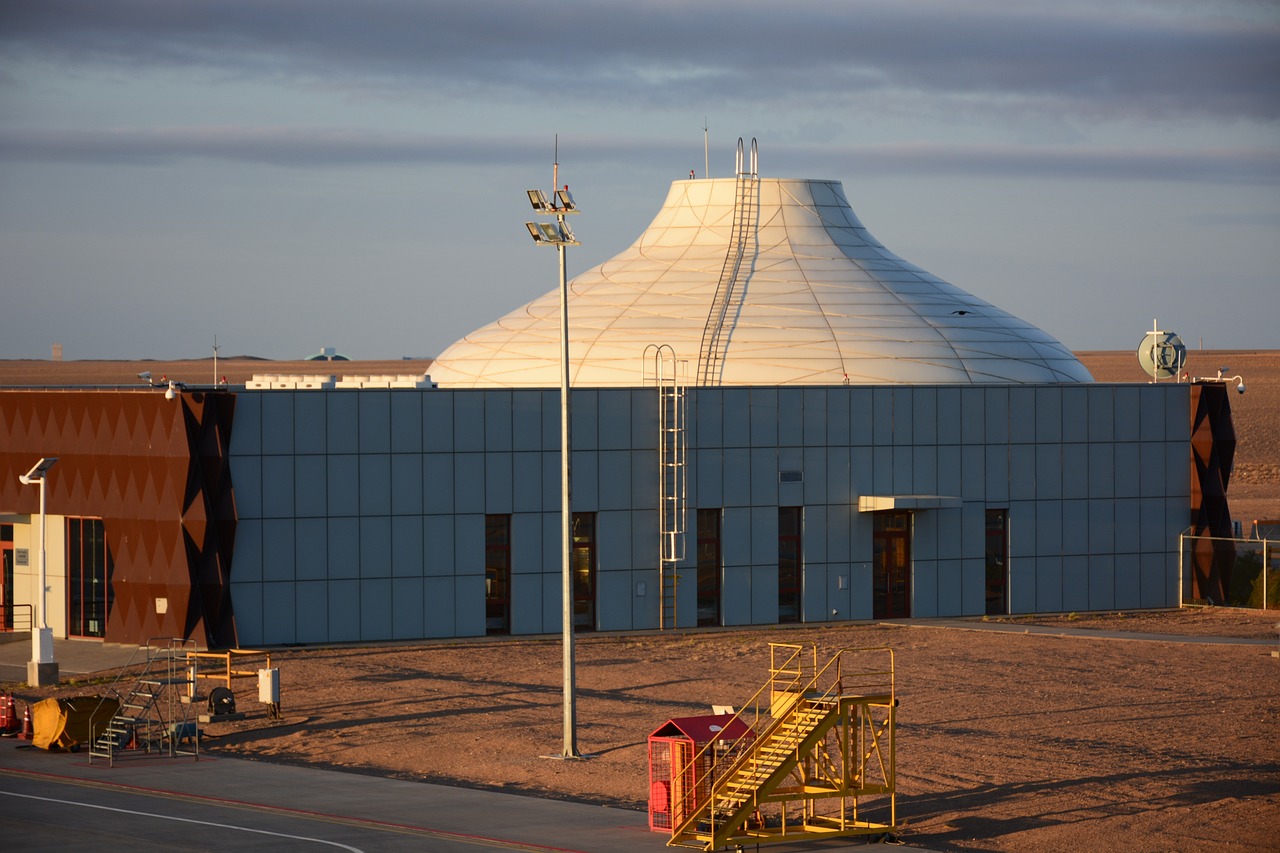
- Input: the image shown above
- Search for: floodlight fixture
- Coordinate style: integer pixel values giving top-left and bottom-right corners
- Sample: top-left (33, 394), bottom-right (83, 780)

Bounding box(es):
top-left (527, 189), bottom-right (554, 212)
top-left (525, 221), bottom-right (579, 246)
top-left (555, 187), bottom-right (578, 212)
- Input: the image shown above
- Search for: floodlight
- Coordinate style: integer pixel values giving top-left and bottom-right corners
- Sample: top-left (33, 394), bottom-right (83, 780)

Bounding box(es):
top-left (20, 457), bottom-right (58, 484)
top-left (527, 189), bottom-right (553, 212)
top-left (555, 188), bottom-right (578, 212)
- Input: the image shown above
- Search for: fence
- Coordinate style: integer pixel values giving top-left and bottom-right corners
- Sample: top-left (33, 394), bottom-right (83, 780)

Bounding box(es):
top-left (1179, 531), bottom-right (1279, 609)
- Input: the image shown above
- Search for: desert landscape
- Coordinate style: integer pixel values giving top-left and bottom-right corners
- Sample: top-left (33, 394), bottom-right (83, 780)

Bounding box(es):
top-left (2, 349), bottom-right (1278, 851)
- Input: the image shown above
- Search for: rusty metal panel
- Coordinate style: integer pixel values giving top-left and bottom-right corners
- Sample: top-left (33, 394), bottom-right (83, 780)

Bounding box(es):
top-left (0, 390), bottom-right (237, 647)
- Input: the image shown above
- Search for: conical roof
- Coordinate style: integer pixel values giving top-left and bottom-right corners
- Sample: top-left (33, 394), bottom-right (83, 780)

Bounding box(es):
top-left (429, 177), bottom-right (1092, 387)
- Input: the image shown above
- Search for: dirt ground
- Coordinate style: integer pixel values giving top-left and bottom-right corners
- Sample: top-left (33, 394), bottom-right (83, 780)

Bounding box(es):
top-left (11, 607), bottom-right (1279, 852)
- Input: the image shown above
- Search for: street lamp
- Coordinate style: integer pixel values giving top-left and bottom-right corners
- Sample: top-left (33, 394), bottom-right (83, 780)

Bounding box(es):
top-left (525, 176), bottom-right (584, 760)
top-left (19, 457), bottom-right (59, 686)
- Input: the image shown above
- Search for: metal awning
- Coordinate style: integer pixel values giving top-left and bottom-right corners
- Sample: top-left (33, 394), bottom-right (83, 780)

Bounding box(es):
top-left (857, 495), bottom-right (962, 512)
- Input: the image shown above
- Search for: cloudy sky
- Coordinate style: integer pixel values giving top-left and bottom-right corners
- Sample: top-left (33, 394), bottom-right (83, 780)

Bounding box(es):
top-left (2, 0), bottom-right (1277, 362)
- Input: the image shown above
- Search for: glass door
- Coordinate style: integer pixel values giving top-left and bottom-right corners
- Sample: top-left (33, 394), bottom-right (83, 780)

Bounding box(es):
top-left (873, 511), bottom-right (911, 618)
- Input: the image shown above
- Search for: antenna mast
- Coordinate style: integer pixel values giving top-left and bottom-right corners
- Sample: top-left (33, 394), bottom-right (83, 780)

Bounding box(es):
top-left (553, 133), bottom-right (559, 194)
top-left (703, 119), bottom-right (709, 178)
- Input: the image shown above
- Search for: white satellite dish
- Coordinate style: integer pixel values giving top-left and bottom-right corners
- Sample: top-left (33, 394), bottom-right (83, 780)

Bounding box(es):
top-left (1137, 320), bottom-right (1186, 381)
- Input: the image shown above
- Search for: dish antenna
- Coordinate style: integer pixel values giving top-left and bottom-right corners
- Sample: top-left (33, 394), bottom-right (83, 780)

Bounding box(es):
top-left (1136, 319), bottom-right (1186, 382)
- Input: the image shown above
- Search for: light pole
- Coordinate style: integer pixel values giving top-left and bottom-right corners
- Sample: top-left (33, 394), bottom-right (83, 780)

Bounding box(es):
top-left (19, 457), bottom-right (59, 687)
top-left (525, 182), bottom-right (584, 759)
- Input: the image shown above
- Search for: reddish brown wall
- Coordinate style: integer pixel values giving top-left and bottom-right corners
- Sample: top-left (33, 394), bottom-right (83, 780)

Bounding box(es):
top-left (0, 390), bottom-right (237, 647)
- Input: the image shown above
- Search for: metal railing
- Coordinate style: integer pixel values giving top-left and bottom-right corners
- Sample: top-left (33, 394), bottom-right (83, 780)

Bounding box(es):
top-left (0, 603), bottom-right (32, 632)
top-left (1179, 531), bottom-right (1278, 609)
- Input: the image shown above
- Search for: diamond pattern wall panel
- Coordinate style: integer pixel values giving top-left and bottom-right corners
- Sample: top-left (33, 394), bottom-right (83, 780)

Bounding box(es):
top-left (0, 390), bottom-right (237, 647)
top-left (1188, 382), bottom-right (1237, 603)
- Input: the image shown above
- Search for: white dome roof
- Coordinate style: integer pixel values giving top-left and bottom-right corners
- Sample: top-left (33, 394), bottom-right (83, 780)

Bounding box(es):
top-left (430, 177), bottom-right (1092, 387)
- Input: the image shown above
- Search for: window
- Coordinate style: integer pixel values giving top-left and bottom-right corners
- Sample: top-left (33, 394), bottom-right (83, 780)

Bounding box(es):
top-left (778, 507), bottom-right (803, 623)
top-left (696, 509), bottom-right (722, 627)
top-left (485, 515), bottom-right (511, 634)
top-left (985, 509), bottom-right (1008, 616)
top-left (1, 524), bottom-right (12, 631)
top-left (571, 513), bottom-right (596, 631)
top-left (66, 518), bottom-right (111, 639)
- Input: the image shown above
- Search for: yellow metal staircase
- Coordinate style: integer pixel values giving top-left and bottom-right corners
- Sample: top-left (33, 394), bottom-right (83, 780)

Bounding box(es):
top-left (668, 644), bottom-right (897, 850)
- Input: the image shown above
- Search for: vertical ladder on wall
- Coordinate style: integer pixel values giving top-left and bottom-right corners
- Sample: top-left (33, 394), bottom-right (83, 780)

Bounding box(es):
top-left (645, 345), bottom-right (687, 630)
top-left (696, 137), bottom-right (759, 387)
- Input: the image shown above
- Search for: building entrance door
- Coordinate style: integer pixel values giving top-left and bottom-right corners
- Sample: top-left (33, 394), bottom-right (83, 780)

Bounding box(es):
top-left (873, 511), bottom-right (911, 618)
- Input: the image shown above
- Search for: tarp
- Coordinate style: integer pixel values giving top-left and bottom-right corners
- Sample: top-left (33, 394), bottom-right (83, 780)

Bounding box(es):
top-left (32, 695), bottom-right (120, 751)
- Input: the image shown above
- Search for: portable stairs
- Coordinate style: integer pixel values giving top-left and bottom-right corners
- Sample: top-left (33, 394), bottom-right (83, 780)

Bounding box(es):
top-left (89, 638), bottom-right (200, 766)
top-left (696, 137), bottom-right (759, 387)
top-left (668, 643), bottom-right (897, 850)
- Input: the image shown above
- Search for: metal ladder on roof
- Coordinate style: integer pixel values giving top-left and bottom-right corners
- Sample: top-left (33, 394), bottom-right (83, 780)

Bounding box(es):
top-left (89, 638), bottom-right (199, 766)
top-left (645, 344), bottom-right (687, 630)
top-left (696, 137), bottom-right (759, 387)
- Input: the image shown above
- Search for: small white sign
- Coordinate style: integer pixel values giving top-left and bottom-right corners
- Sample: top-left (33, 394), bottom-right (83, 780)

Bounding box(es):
top-left (155, 597), bottom-right (168, 614)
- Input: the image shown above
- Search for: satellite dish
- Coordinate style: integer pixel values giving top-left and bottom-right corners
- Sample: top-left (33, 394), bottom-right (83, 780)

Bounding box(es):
top-left (1137, 326), bottom-right (1186, 380)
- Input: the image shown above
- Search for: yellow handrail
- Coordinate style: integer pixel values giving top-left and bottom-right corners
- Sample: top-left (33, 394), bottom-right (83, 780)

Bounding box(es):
top-left (185, 648), bottom-right (273, 692)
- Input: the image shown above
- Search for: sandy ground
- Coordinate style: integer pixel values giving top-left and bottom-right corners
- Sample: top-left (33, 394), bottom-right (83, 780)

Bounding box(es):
top-left (9, 607), bottom-right (1280, 852)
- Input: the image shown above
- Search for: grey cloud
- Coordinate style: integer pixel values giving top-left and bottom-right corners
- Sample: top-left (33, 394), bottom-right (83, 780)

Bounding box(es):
top-left (2, 126), bottom-right (1275, 184)
top-left (3, 1), bottom-right (1278, 121)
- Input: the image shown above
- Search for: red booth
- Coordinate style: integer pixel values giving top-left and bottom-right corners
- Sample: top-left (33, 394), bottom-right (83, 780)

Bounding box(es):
top-left (647, 713), bottom-right (755, 832)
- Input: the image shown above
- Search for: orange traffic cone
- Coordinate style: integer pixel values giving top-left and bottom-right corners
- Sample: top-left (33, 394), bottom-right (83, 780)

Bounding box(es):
top-left (20, 704), bottom-right (32, 740)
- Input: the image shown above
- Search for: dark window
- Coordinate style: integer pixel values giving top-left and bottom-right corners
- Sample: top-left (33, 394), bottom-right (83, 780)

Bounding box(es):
top-left (1, 524), bottom-right (12, 631)
top-left (696, 509), bottom-right (722, 627)
top-left (485, 515), bottom-right (511, 634)
top-left (571, 513), bottom-right (596, 631)
top-left (778, 507), bottom-right (803, 623)
top-left (66, 518), bottom-right (110, 639)
top-left (985, 509), bottom-right (1008, 616)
